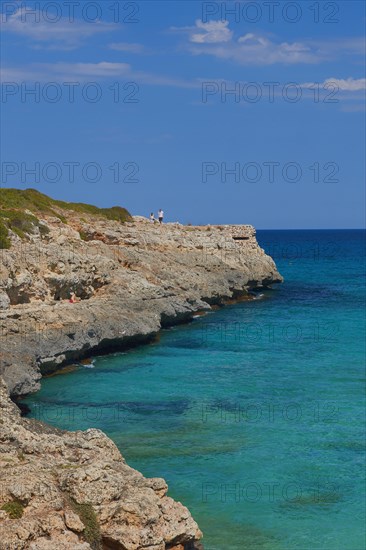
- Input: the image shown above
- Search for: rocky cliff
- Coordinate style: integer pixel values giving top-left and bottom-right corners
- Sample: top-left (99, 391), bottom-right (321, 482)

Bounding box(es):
top-left (0, 191), bottom-right (282, 397)
top-left (0, 189), bottom-right (283, 549)
top-left (0, 378), bottom-right (202, 550)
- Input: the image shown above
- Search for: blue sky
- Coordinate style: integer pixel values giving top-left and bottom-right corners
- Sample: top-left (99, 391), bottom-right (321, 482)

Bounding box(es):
top-left (1, 0), bottom-right (365, 228)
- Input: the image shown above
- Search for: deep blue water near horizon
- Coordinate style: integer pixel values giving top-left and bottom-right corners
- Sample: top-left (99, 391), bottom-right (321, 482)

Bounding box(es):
top-left (21, 230), bottom-right (366, 550)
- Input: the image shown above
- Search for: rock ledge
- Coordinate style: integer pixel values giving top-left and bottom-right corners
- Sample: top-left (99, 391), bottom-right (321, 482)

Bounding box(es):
top-left (0, 207), bottom-right (283, 548)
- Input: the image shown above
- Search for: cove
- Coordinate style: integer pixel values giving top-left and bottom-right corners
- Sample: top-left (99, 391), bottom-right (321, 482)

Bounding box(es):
top-left (21, 230), bottom-right (366, 550)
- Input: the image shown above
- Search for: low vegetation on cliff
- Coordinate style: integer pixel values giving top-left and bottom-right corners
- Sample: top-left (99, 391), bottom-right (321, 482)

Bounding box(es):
top-left (0, 188), bottom-right (132, 248)
top-left (1, 499), bottom-right (24, 519)
top-left (69, 499), bottom-right (102, 550)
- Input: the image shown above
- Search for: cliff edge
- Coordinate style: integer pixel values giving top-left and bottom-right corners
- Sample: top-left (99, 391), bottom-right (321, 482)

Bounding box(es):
top-left (0, 189), bottom-right (283, 397)
top-left (0, 189), bottom-right (283, 548)
top-left (0, 378), bottom-right (202, 549)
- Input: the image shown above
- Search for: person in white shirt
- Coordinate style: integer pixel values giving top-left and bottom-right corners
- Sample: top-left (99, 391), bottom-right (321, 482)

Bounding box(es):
top-left (150, 212), bottom-right (155, 223)
top-left (158, 209), bottom-right (164, 224)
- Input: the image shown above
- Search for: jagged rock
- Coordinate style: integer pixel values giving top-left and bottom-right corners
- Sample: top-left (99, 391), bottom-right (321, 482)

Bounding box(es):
top-left (0, 290), bottom-right (10, 309)
top-left (0, 218), bottom-right (282, 396)
top-left (0, 379), bottom-right (202, 549)
top-left (64, 511), bottom-right (85, 532)
top-left (0, 203), bottom-right (283, 548)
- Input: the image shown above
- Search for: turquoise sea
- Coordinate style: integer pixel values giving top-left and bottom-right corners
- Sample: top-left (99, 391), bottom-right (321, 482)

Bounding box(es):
top-left (21, 230), bottom-right (366, 550)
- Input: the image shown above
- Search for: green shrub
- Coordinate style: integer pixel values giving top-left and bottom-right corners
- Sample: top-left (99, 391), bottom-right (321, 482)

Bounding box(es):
top-left (0, 220), bottom-right (11, 249)
top-left (1, 500), bottom-right (24, 519)
top-left (69, 499), bottom-right (101, 549)
top-left (0, 188), bottom-right (132, 224)
top-left (0, 188), bottom-right (50, 211)
top-left (8, 216), bottom-right (36, 238)
top-left (39, 223), bottom-right (50, 237)
top-left (57, 202), bottom-right (131, 223)
top-left (0, 209), bottom-right (39, 239)
top-left (79, 230), bottom-right (89, 241)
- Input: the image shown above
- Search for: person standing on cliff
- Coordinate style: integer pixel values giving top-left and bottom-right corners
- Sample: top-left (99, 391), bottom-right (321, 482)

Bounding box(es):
top-left (158, 209), bottom-right (164, 224)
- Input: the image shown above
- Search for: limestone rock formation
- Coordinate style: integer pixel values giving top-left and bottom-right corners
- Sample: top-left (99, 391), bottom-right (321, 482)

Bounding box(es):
top-left (0, 209), bottom-right (282, 397)
top-left (0, 378), bottom-right (202, 549)
top-left (0, 192), bottom-right (283, 548)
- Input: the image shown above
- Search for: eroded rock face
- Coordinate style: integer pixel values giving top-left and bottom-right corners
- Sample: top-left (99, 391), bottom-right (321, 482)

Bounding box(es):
top-left (0, 215), bottom-right (283, 548)
top-left (0, 379), bottom-right (202, 549)
top-left (0, 217), bottom-right (282, 397)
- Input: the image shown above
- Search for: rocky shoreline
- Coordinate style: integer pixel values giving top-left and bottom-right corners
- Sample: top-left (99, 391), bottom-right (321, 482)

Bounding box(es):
top-left (0, 213), bottom-right (282, 398)
top-left (0, 378), bottom-right (203, 550)
top-left (0, 198), bottom-right (283, 548)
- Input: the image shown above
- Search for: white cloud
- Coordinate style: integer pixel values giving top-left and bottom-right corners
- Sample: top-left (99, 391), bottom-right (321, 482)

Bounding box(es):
top-left (190, 32), bottom-right (323, 64)
top-left (51, 62), bottom-right (131, 77)
top-left (190, 20), bottom-right (233, 44)
top-left (173, 19), bottom-right (365, 66)
top-left (0, 62), bottom-right (130, 82)
top-left (0, 62), bottom-right (200, 89)
top-left (238, 33), bottom-right (268, 47)
top-left (1, 6), bottom-right (117, 49)
top-left (323, 77), bottom-right (366, 91)
top-left (309, 37), bottom-right (365, 56)
top-left (235, 32), bottom-right (316, 64)
top-left (301, 77), bottom-right (366, 92)
top-left (2, 60), bottom-right (364, 103)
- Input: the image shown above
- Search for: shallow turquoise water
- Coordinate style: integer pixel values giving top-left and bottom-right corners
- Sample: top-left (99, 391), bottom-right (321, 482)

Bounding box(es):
top-left (22, 230), bottom-right (366, 550)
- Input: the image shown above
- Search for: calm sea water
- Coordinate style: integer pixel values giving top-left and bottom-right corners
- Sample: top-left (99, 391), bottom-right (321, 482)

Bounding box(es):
top-left (21, 230), bottom-right (366, 550)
